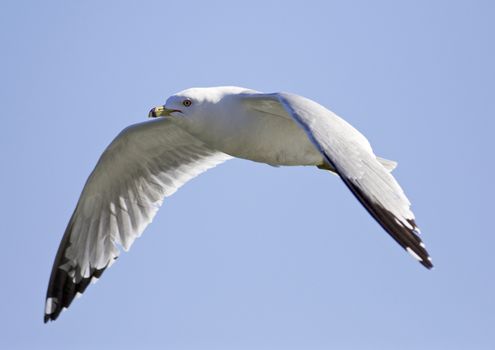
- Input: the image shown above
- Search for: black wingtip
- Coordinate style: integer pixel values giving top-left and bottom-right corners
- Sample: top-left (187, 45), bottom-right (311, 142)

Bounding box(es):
top-left (44, 213), bottom-right (115, 324)
top-left (44, 264), bottom-right (108, 324)
top-left (44, 312), bottom-right (57, 323)
top-left (331, 170), bottom-right (434, 271)
top-left (419, 255), bottom-right (434, 270)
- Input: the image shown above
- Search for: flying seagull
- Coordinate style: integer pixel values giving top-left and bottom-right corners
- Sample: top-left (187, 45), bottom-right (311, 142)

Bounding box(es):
top-left (44, 86), bottom-right (432, 322)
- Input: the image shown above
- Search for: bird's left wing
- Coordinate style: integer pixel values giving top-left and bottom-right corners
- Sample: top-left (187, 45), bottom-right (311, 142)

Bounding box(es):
top-left (241, 92), bottom-right (432, 269)
top-left (45, 119), bottom-right (231, 322)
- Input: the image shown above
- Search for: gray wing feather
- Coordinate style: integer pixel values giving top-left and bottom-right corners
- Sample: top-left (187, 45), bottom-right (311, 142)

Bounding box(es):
top-left (44, 119), bottom-right (231, 322)
top-left (276, 92), bottom-right (432, 269)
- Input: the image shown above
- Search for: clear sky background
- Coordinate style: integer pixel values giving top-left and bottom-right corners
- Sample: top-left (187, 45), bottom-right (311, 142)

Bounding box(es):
top-left (1, 1), bottom-right (494, 349)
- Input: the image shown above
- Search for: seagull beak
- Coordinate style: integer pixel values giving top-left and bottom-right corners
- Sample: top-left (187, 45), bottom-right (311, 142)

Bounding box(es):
top-left (148, 106), bottom-right (178, 118)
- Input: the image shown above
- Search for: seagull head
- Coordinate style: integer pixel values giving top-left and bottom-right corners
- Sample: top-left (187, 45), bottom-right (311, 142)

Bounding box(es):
top-left (148, 86), bottom-right (254, 120)
top-left (148, 95), bottom-right (195, 119)
top-left (148, 87), bottom-right (224, 121)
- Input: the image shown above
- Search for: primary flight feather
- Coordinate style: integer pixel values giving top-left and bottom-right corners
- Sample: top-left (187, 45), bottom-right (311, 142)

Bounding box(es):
top-left (44, 86), bottom-right (432, 322)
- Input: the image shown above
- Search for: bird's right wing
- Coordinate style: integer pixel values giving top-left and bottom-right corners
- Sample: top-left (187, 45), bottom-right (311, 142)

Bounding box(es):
top-left (45, 118), bottom-right (231, 322)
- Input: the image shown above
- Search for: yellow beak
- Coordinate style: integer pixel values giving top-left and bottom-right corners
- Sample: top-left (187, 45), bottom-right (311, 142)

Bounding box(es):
top-left (148, 106), bottom-right (176, 118)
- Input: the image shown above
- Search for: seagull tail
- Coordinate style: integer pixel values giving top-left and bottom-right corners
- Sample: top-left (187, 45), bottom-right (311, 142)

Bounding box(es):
top-left (376, 157), bottom-right (398, 172)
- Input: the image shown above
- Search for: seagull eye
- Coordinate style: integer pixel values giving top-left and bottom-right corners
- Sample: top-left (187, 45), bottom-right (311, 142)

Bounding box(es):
top-left (182, 99), bottom-right (192, 107)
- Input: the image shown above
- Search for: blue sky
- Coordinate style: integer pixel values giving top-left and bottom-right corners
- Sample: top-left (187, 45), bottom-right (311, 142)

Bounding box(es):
top-left (1, 1), bottom-right (494, 349)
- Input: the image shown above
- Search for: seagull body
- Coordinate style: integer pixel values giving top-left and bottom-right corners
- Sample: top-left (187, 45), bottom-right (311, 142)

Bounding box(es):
top-left (170, 87), bottom-right (322, 166)
top-left (45, 86), bottom-right (432, 322)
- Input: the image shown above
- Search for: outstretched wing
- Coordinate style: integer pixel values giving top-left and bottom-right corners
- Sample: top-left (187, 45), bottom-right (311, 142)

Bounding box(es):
top-left (241, 92), bottom-right (433, 269)
top-left (45, 119), bottom-right (231, 322)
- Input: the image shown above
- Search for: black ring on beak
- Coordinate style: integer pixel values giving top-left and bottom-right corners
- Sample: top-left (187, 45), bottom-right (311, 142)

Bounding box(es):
top-left (148, 108), bottom-right (157, 118)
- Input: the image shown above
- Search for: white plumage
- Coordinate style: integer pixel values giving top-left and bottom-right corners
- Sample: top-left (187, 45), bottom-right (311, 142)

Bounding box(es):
top-left (45, 86), bottom-right (432, 322)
